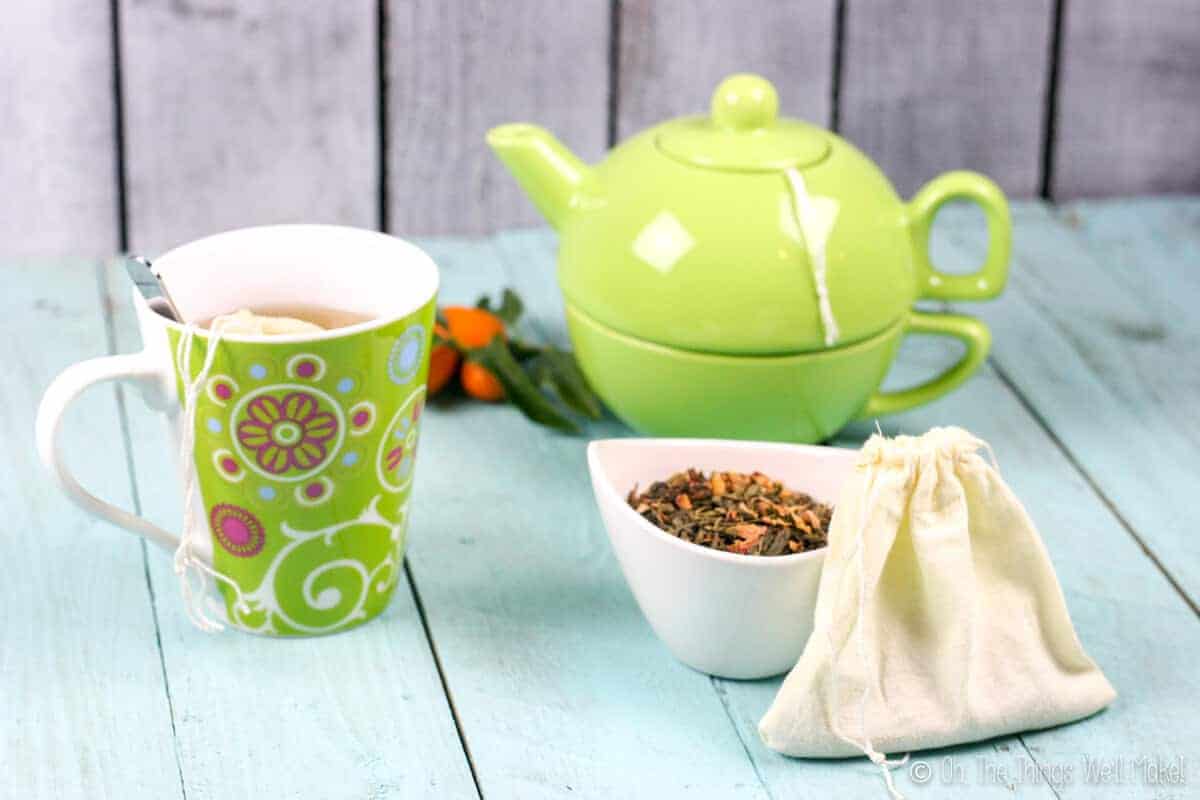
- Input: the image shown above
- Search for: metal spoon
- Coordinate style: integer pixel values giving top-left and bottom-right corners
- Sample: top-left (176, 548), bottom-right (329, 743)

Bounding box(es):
top-left (124, 255), bottom-right (184, 322)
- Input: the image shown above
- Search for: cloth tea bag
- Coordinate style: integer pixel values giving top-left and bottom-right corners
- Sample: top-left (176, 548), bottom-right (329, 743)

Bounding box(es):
top-left (759, 428), bottom-right (1115, 785)
top-left (212, 308), bottom-right (323, 336)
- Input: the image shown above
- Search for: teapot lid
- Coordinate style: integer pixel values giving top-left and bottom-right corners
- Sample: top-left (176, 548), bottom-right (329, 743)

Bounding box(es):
top-left (656, 74), bottom-right (831, 172)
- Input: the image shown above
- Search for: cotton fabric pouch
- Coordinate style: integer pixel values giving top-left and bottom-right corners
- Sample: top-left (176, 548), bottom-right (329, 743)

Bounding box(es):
top-left (759, 427), bottom-right (1115, 774)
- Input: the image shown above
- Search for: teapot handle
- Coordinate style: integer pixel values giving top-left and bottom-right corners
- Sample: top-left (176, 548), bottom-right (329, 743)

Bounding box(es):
top-left (856, 310), bottom-right (990, 419)
top-left (907, 171), bottom-right (1011, 301)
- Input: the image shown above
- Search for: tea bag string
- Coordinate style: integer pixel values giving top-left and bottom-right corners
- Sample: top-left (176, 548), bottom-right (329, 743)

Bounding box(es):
top-left (173, 318), bottom-right (249, 632)
top-left (784, 168), bottom-right (840, 347)
top-left (826, 462), bottom-right (909, 800)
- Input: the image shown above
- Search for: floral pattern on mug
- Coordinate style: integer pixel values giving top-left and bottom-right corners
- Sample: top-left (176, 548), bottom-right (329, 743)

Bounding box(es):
top-left (234, 387), bottom-right (343, 479)
top-left (377, 387), bottom-right (424, 493)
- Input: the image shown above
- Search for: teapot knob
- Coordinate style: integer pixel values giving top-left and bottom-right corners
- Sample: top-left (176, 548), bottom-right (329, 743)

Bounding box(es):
top-left (711, 74), bottom-right (778, 132)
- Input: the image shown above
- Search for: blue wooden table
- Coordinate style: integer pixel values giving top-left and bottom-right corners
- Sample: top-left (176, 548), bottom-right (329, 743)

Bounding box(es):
top-left (5, 199), bottom-right (1198, 799)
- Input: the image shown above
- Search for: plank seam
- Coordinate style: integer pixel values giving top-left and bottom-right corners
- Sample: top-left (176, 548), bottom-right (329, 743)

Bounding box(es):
top-left (1017, 736), bottom-right (1063, 800)
top-left (109, 0), bottom-right (129, 252)
top-left (830, 0), bottom-right (847, 132)
top-left (711, 678), bottom-right (775, 800)
top-left (606, 0), bottom-right (621, 147)
top-left (95, 260), bottom-right (189, 799)
top-left (989, 357), bottom-right (1200, 618)
top-left (376, 0), bottom-right (391, 232)
top-left (1039, 0), bottom-right (1066, 200)
top-left (402, 561), bottom-right (484, 799)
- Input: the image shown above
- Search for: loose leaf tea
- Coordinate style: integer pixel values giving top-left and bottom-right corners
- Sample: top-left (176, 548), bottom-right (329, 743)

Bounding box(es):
top-left (627, 469), bottom-right (833, 556)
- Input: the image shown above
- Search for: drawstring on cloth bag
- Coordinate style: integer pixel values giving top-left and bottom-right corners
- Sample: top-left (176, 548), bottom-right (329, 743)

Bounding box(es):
top-left (824, 461), bottom-right (909, 799)
top-left (172, 317), bottom-right (247, 632)
top-left (820, 439), bottom-right (1000, 798)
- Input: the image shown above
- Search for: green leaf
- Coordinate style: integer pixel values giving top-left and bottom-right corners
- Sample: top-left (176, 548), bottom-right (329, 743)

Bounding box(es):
top-left (474, 288), bottom-right (524, 326)
top-left (507, 336), bottom-right (543, 362)
top-left (533, 347), bottom-right (603, 419)
top-left (495, 288), bottom-right (524, 325)
top-left (470, 339), bottom-right (579, 433)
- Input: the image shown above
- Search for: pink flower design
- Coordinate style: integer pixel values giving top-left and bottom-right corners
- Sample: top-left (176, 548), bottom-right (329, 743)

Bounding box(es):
top-left (210, 503), bottom-right (265, 557)
top-left (236, 391), bottom-right (338, 474)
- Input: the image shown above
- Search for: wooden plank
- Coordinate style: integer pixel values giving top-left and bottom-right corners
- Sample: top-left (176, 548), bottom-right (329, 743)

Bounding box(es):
top-left (119, 0), bottom-right (378, 255)
top-left (99, 261), bottom-right (479, 799)
top-left (839, 0), bottom-right (1054, 198)
top-left (484, 227), bottom-right (1051, 796)
top-left (0, 2), bottom-right (118, 257)
top-left (409, 236), bottom-right (771, 798)
top-left (0, 259), bottom-right (180, 797)
top-left (938, 198), bottom-right (1200, 608)
top-left (616, 0), bottom-right (836, 138)
top-left (1052, 0), bottom-right (1200, 198)
top-left (385, 1), bottom-right (610, 235)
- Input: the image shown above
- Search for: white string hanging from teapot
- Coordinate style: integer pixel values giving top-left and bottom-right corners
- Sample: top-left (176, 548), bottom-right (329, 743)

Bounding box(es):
top-left (784, 168), bottom-right (840, 348)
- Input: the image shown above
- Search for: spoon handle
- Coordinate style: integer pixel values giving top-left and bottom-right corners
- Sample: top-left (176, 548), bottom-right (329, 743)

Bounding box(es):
top-left (124, 255), bottom-right (183, 322)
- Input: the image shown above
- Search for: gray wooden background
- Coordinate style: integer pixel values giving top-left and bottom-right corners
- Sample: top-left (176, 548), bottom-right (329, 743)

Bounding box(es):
top-left (3, 0), bottom-right (1198, 258)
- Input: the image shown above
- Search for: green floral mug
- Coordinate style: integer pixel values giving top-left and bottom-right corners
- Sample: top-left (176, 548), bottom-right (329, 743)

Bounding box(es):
top-left (36, 225), bottom-right (439, 635)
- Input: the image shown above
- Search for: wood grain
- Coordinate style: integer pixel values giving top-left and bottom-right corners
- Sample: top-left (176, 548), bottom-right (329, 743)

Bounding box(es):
top-left (406, 237), bottom-right (772, 798)
top-left (940, 199), bottom-right (1200, 608)
top-left (616, 0), bottom-right (837, 138)
top-left (0, 2), bottom-right (118, 256)
top-left (0, 260), bottom-right (180, 797)
top-left (1051, 0), bottom-right (1200, 198)
top-left (385, 0), bottom-right (610, 235)
top-left (839, 0), bottom-right (1054, 198)
top-left (119, 0), bottom-right (378, 254)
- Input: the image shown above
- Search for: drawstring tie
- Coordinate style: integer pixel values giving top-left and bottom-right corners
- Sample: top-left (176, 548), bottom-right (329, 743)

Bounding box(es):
top-left (173, 318), bottom-right (246, 632)
top-left (825, 460), bottom-right (910, 799)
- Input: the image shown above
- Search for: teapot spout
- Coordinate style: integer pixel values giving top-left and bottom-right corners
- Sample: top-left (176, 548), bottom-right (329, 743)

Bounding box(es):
top-left (487, 124), bottom-right (592, 230)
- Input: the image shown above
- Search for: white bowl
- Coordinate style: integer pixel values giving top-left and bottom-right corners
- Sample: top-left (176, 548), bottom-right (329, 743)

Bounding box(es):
top-left (587, 438), bottom-right (857, 679)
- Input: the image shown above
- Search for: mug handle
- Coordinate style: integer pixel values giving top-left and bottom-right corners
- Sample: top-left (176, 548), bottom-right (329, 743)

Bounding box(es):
top-left (856, 311), bottom-right (990, 419)
top-left (908, 170), bottom-right (1011, 301)
top-left (36, 352), bottom-right (181, 552)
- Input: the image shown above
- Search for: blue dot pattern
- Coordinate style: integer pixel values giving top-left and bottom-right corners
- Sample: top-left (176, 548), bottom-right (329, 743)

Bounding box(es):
top-left (387, 325), bottom-right (425, 385)
top-left (337, 377), bottom-right (355, 394)
top-left (206, 418), bottom-right (222, 433)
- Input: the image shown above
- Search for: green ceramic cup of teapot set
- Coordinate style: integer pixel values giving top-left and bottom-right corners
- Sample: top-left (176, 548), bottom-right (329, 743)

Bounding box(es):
top-left (488, 73), bottom-right (1010, 443)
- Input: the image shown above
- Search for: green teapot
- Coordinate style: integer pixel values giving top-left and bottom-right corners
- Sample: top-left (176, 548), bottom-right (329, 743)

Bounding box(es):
top-left (488, 73), bottom-right (1010, 442)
